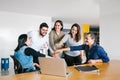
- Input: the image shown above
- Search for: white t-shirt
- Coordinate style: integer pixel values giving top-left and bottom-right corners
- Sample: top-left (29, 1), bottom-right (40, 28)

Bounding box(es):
top-left (62, 34), bottom-right (81, 57)
top-left (27, 30), bottom-right (49, 54)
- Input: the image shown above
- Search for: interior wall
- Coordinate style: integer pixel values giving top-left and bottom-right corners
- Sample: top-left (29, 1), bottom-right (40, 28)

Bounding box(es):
top-left (100, 0), bottom-right (120, 60)
top-left (1, 0), bottom-right (120, 61)
top-left (0, 11), bottom-right (52, 59)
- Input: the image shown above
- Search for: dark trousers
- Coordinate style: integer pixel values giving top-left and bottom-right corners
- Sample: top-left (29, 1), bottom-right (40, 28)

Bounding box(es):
top-left (64, 54), bottom-right (82, 66)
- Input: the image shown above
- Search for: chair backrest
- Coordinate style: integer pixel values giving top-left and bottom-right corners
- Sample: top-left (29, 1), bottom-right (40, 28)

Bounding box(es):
top-left (10, 55), bottom-right (24, 74)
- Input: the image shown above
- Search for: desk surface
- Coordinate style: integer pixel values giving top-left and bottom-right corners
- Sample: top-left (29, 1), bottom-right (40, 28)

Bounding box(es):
top-left (0, 60), bottom-right (120, 80)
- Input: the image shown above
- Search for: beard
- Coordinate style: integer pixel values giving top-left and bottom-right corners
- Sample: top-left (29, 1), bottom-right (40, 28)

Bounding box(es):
top-left (40, 32), bottom-right (47, 37)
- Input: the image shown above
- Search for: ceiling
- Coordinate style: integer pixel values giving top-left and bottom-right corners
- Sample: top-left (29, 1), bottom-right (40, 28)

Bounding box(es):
top-left (0, 0), bottom-right (99, 25)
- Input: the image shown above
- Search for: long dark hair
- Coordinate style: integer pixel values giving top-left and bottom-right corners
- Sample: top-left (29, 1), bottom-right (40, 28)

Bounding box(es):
top-left (52, 20), bottom-right (63, 31)
top-left (69, 23), bottom-right (81, 42)
top-left (14, 34), bottom-right (27, 52)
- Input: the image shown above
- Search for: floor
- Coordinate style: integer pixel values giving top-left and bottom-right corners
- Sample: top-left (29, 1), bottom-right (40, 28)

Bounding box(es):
top-left (0, 62), bottom-right (15, 76)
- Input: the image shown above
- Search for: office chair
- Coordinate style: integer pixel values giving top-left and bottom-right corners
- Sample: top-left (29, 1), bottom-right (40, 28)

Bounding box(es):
top-left (10, 55), bottom-right (24, 74)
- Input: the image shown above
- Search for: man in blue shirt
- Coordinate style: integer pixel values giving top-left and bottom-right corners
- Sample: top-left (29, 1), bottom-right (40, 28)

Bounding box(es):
top-left (54, 32), bottom-right (110, 64)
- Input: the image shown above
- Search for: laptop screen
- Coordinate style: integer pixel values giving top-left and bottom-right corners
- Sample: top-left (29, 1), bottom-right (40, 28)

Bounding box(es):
top-left (38, 57), bottom-right (68, 77)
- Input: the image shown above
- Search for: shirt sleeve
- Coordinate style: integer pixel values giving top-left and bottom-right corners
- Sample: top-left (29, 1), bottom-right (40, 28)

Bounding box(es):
top-left (61, 34), bottom-right (69, 43)
top-left (25, 47), bottom-right (45, 57)
top-left (70, 45), bottom-right (85, 51)
top-left (42, 35), bottom-right (49, 50)
top-left (49, 31), bottom-right (56, 50)
top-left (97, 46), bottom-right (110, 62)
top-left (27, 31), bottom-right (33, 39)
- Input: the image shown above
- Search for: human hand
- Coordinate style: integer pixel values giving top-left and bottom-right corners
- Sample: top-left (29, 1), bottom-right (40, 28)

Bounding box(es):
top-left (53, 50), bottom-right (60, 58)
top-left (88, 59), bottom-right (96, 64)
top-left (33, 63), bottom-right (40, 68)
top-left (53, 53), bottom-right (60, 58)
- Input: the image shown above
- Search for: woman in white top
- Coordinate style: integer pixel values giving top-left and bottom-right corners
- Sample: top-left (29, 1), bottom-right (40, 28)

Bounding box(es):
top-left (55, 23), bottom-right (82, 66)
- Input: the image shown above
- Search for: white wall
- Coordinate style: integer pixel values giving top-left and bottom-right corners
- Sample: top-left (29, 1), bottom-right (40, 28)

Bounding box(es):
top-left (1, 0), bottom-right (120, 61)
top-left (0, 11), bottom-right (52, 59)
top-left (100, 0), bottom-right (120, 60)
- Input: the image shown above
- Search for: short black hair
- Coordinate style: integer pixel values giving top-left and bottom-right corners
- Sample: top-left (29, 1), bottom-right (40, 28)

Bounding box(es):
top-left (86, 32), bottom-right (96, 40)
top-left (39, 22), bottom-right (48, 29)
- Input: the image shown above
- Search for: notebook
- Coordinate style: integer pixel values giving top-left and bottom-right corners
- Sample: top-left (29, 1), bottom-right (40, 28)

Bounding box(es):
top-left (38, 57), bottom-right (71, 77)
top-left (74, 65), bottom-right (99, 73)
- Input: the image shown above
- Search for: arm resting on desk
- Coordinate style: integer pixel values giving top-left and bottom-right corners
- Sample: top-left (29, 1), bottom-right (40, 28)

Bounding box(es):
top-left (88, 59), bottom-right (103, 64)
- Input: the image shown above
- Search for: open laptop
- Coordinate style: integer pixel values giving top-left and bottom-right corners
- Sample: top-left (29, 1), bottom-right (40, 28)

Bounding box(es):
top-left (38, 57), bottom-right (71, 77)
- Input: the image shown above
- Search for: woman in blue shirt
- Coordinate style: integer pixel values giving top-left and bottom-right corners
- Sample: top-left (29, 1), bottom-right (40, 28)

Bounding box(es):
top-left (14, 34), bottom-right (45, 72)
top-left (54, 32), bottom-right (110, 64)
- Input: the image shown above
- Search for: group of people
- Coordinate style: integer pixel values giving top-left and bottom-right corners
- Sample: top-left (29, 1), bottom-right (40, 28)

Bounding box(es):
top-left (14, 20), bottom-right (110, 72)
